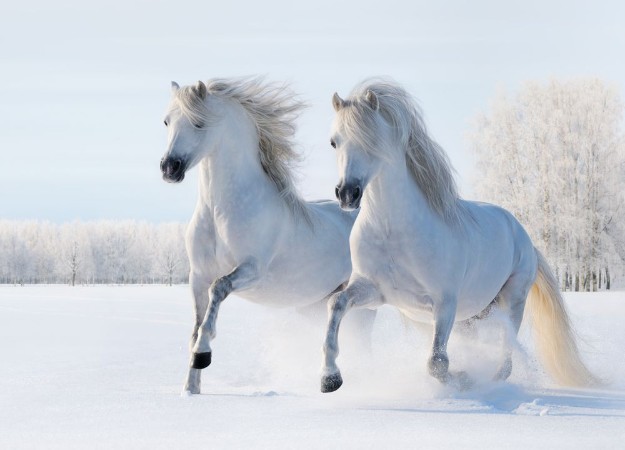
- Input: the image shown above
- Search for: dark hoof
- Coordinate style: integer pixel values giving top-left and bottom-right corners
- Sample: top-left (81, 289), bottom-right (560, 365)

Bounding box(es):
top-left (321, 372), bottom-right (343, 393)
top-left (191, 352), bottom-right (212, 369)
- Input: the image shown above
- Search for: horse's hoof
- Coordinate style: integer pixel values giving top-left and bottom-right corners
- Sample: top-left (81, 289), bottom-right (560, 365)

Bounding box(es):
top-left (191, 352), bottom-right (212, 369)
top-left (321, 372), bottom-right (343, 393)
top-left (428, 353), bottom-right (450, 381)
top-left (182, 385), bottom-right (200, 396)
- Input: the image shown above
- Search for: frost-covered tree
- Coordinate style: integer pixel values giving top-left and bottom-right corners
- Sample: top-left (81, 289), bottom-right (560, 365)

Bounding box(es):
top-left (0, 222), bottom-right (33, 285)
top-left (0, 221), bottom-right (190, 285)
top-left (58, 222), bottom-right (93, 286)
top-left (471, 78), bottom-right (625, 291)
top-left (90, 221), bottom-right (138, 284)
top-left (131, 222), bottom-right (157, 284)
top-left (153, 223), bottom-right (188, 286)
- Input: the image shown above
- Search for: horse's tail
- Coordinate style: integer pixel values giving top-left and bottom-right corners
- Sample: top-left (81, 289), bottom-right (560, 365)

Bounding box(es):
top-left (525, 248), bottom-right (596, 387)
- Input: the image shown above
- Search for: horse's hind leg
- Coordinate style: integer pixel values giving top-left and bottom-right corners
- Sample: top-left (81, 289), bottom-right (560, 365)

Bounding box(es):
top-left (183, 273), bottom-right (210, 395)
top-left (493, 273), bottom-right (533, 381)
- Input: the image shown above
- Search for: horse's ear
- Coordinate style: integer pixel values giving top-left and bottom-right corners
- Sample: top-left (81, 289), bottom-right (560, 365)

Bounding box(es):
top-left (365, 90), bottom-right (379, 111)
top-left (332, 92), bottom-right (345, 112)
top-left (171, 81), bottom-right (180, 91)
top-left (194, 80), bottom-right (207, 100)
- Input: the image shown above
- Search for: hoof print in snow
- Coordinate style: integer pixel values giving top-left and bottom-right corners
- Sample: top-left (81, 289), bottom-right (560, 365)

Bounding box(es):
top-left (321, 373), bottom-right (343, 393)
top-left (191, 352), bottom-right (212, 369)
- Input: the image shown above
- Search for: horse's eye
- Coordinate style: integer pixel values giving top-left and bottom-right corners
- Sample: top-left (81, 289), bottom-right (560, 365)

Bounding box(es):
top-left (164, 120), bottom-right (168, 127)
top-left (330, 139), bottom-right (336, 149)
top-left (193, 123), bottom-right (203, 130)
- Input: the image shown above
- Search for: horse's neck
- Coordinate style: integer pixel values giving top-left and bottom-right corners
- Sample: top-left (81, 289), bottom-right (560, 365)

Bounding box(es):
top-left (199, 128), bottom-right (275, 210)
top-left (361, 155), bottom-right (432, 226)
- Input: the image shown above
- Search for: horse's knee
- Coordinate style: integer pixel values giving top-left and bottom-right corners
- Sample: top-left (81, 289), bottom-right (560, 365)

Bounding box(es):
top-left (209, 276), bottom-right (233, 301)
top-left (323, 293), bottom-right (351, 357)
top-left (327, 291), bottom-right (349, 315)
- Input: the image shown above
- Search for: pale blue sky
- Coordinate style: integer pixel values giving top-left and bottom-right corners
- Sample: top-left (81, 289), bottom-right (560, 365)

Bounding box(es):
top-left (1, 0), bottom-right (624, 222)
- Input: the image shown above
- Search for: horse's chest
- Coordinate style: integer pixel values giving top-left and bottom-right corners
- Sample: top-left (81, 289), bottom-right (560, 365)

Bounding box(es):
top-left (211, 217), bottom-right (245, 268)
top-left (353, 220), bottom-right (411, 272)
top-left (352, 226), bottom-right (433, 315)
top-left (189, 209), bottom-right (238, 273)
top-left (355, 236), bottom-right (403, 285)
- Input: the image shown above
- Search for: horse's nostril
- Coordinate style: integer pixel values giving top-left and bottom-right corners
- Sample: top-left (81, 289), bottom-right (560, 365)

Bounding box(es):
top-left (160, 158), bottom-right (165, 171)
top-left (172, 160), bottom-right (182, 172)
top-left (335, 186), bottom-right (340, 199)
top-left (353, 186), bottom-right (361, 200)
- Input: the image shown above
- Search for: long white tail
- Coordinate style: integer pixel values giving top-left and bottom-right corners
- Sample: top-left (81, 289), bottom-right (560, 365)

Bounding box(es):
top-left (525, 249), bottom-right (596, 387)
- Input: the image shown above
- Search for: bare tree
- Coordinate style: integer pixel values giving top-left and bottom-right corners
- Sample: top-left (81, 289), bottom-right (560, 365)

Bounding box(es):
top-left (154, 223), bottom-right (188, 286)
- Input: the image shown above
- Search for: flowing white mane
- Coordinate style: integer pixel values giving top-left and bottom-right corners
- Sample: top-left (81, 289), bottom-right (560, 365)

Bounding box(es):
top-left (339, 78), bottom-right (463, 224)
top-left (175, 77), bottom-right (310, 222)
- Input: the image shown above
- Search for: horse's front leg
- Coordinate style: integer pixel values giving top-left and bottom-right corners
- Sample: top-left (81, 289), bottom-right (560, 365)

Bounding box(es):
top-left (321, 278), bottom-right (381, 393)
top-left (191, 260), bottom-right (260, 369)
top-left (428, 295), bottom-right (471, 389)
top-left (183, 273), bottom-right (210, 395)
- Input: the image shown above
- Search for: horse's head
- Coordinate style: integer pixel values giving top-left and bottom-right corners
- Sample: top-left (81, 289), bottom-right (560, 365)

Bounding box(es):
top-left (330, 89), bottom-right (389, 211)
top-left (161, 80), bottom-right (221, 183)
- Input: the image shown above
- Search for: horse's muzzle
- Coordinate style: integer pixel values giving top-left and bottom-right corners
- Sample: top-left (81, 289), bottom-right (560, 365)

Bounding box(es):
top-left (160, 157), bottom-right (186, 183)
top-left (335, 182), bottom-right (362, 211)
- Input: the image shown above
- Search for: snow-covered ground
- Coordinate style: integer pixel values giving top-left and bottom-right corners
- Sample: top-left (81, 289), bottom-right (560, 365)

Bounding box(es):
top-left (1, 285), bottom-right (624, 449)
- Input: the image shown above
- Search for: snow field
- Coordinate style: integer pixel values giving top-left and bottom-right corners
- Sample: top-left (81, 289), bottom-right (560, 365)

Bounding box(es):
top-left (1, 285), bottom-right (624, 449)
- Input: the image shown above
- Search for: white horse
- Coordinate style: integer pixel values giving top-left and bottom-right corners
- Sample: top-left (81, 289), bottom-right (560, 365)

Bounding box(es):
top-left (160, 78), bottom-right (372, 395)
top-left (320, 79), bottom-right (596, 392)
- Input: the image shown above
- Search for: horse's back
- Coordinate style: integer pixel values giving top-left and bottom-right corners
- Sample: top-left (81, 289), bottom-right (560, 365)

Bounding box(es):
top-left (461, 200), bottom-right (534, 256)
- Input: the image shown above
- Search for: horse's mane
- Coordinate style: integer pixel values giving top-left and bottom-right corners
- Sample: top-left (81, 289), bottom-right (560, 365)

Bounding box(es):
top-left (175, 77), bottom-right (310, 222)
top-left (340, 78), bottom-right (463, 225)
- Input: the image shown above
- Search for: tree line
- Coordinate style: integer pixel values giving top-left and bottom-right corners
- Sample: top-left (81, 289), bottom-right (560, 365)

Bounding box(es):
top-left (0, 220), bottom-right (189, 285)
top-left (471, 78), bottom-right (625, 291)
